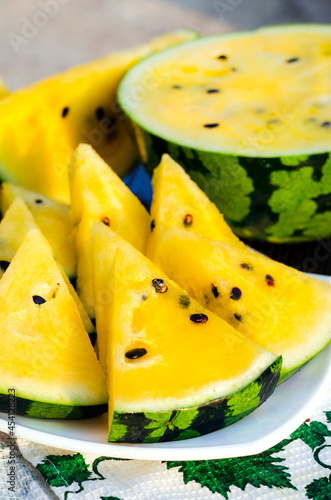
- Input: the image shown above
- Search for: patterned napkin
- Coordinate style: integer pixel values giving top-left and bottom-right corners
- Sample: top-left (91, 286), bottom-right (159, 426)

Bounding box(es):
top-left (0, 378), bottom-right (329, 500)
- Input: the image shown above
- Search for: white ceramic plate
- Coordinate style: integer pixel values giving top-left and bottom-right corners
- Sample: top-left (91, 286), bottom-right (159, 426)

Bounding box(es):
top-left (0, 274), bottom-right (330, 461)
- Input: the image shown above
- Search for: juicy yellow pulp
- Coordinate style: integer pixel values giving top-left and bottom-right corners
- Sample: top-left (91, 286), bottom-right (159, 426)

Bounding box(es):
top-left (121, 26), bottom-right (331, 155)
top-left (151, 227), bottom-right (331, 378)
top-left (0, 30), bottom-right (197, 203)
top-left (147, 154), bottom-right (243, 260)
top-left (0, 229), bottom-right (107, 406)
top-left (103, 239), bottom-right (276, 412)
top-left (1, 183), bottom-right (76, 278)
top-left (69, 144), bottom-right (149, 317)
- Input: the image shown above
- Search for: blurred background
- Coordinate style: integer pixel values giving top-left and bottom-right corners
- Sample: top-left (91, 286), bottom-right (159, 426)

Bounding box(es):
top-left (2, 0), bottom-right (331, 90)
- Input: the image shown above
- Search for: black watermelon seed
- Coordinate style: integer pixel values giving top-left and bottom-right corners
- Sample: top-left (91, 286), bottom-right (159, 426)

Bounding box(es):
top-left (104, 117), bottom-right (115, 132)
top-left (241, 263), bottom-right (252, 271)
top-left (101, 216), bottom-right (110, 226)
top-left (286, 57), bottom-right (299, 63)
top-left (217, 54), bottom-right (228, 60)
top-left (190, 313), bottom-right (208, 324)
top-left (230, 287), bottom-right (242, 300)
top-left (33, 295), bottom-right (46, 305)
top-left (125, 348), bottom-right (147, 360)
top-left (35, 199), bottom-right (43, 204)
top-left (207, 89), bottom-right (220, 94)
top-left (179, 295), bottom-right (190, 308)
top-left (150, 219), bottom-right (155, 232)
top-left (265, 274), bottom-right (275, 286)
top-left (321, 121), bottom-right (331, 127)
top-left (141, 294), bottom-right (148, 301)
top-left (211, 283), bottom-right (219, 298)
top-left (183, 214), bottom-right (193, 226)
top-left (0, 260), bottom-right (10, 272)
top-left (204, 123), bottom-right (219, 128)
top-left (234, 313), bottom-right (242, 322)
top-left (95, 107), bottom-right (105, 120)
top-left (61, 107), bottom-right (69, 118)
top-left (152, 278), bottom-right (168, 293)
top-left (172, 85), bottom-right (182, 89)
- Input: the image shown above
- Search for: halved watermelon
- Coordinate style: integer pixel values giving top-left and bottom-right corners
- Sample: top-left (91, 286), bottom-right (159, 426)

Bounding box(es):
top-left (69, 144), bottom-right (149, 318)
top-left (149, 226), bottom-right (331, 382)
top-left (0, 30), bottom-right (197, 203)
top-left (91, 223), bottom-right (281, 443)
top-left (1, 182), bottom-right (76, 279)
top-left (0, 229), bottom-right (107, 418)
top-left (147, 154), bottom-right (244, 260)
top-left (119, 24), bottom-right (331, 242)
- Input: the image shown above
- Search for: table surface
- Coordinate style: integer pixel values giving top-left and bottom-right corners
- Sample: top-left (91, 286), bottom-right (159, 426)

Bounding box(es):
top-left (1, 2), bottom-right (331, 499)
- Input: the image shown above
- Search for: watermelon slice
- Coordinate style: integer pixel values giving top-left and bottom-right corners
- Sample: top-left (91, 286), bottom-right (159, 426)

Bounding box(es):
top-left (147, 154), bottom-right (244, 260)
top-left (0, 30), bottom-right (197, 203)
top-left (0, 229), bottom-right (107, 418)
top-left (91, 222), bottom-right (281, 443)
top-left (69, 144), bottom-right (149, 318)
top-left (149, 225), bottom-right (331, 382)
top-left (1, 182), bottom-right (76, 279)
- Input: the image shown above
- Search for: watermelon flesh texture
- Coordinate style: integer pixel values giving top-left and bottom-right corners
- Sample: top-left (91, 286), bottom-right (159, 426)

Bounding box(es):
top-left (149, 226), bottom-right (331, 382)
top-left (147, 154), bottom-right (244, 260)
top-left (118, 24), bottom-right (331, 242)
top-left (69, 144), bottom-right (149, 319)
top-left (0, 229), bottom-right (107, 418)
top-left (0, 30), bottom-right (198, 204)
top-left (1, 182), bottom-right (76, 279)
top-left (91, 224), bottom-right (281, 443)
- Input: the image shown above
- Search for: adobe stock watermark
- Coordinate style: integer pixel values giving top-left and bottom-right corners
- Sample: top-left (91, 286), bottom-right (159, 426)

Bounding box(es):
top-left (8, 0), bottom-right (71, 54)
top-left (7, 388), bottom-right (16, 494)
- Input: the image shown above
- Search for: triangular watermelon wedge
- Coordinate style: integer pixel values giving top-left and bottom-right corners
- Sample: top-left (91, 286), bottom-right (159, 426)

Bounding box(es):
top-left (0, 229), bottom-right (107, 418)
top-left (149, 226), bottom-right (331, 382)
top-left (69, 144), bottom-right (149, 318)
top-left (147, 154), bottom-right (243, 260)
top-left (91, 223), bottom-right (281, 443)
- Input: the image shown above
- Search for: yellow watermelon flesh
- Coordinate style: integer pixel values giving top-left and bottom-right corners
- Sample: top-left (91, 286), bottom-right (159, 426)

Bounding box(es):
top-left (69, 144), bottom-right (149, 318)
top-left (147, 154), bottom-right (244, 260)
top-left (0, 229), bottom-right (107, 418)
top-left (150, 226), bottom-right (331, 382)
top-left (1, 182), bottom-right (76, 279)
top-left (0, 30), bottom-right (197, 204)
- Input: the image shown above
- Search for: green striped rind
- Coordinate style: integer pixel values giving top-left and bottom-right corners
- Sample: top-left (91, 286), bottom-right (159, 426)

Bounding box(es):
top-left (0, 394), bottom-right (107, 419)
top-left (108, 356), bottom-right (282, 443)
top-left (132, 126), bottom-right (331, 242)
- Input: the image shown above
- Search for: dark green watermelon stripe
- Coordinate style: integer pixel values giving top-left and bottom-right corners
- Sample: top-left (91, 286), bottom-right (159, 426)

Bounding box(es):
top-left (108, 356), bottom-right (282, 443)
top-left (133, 125), bottom-right (331, 242)
top-left (0, 393), bottom-right (107, 419)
